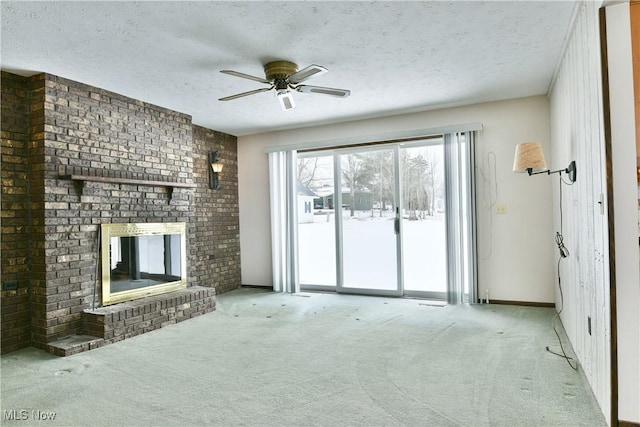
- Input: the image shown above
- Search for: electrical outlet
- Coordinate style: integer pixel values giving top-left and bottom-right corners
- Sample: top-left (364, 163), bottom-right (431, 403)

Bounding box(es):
top-left (598, 193), bottom-right (604, 215)
top-left (2, 280), bottom-right (18, 291)
top-left (587, 316), bottom-right (592, 336)
top-left (495, 204), bottom-right (507, 215)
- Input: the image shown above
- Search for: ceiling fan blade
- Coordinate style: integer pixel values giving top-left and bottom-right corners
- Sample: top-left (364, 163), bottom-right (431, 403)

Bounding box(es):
top-left (219, 86), bottom-right (273, 101)
top-left (220, 69), bottom-right (271, 84)
top-left (295, 85), bottom-right (351, 98)
top-left (288, 64), bottom-right (328, 84)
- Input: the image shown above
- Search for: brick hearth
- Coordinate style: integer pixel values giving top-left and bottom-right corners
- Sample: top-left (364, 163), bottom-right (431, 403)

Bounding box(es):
top-left (49, 286), bottom-right (215, 356)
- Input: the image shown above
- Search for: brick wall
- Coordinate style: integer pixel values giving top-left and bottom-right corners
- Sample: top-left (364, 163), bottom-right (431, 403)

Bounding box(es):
top-left (192, 126), bottom-right (241, 293)
top-left (29, 74), bottom-right (49, 347)
top-left (1, 72), bottom-right (32, 352)
top-left (1, 72), bottom-right (241, 353)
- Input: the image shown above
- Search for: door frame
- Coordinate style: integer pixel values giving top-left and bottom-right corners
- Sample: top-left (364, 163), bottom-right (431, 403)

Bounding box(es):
top-left (299, 137), bottom-right (455, 299)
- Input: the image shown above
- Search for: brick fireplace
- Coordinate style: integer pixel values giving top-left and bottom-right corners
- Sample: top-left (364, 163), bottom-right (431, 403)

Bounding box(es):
top-left (1, 71), bottom-right (241, 355)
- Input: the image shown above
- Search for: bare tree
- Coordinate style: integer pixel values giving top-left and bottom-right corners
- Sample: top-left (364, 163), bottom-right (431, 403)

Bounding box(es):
top-left (341, 154), bottom-right (370, 217)
top-left (424, 147), bottom-right (444, 215)
top-left (362, 151), bottom-right (393, 217)
top-left (402, 154), bottom-right (429, 219)
top-left (297, 157), bottom-right (320, 188)
top-left (402, 147), bottom-right (446, 219)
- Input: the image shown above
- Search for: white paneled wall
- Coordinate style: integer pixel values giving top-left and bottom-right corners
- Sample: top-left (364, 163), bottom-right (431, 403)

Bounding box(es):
top-left (549, 0), bottom-right (610, 422)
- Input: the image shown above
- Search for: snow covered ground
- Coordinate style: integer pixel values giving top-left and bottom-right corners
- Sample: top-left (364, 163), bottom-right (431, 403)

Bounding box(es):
top-left (298, 210), bottom-right (446, 292)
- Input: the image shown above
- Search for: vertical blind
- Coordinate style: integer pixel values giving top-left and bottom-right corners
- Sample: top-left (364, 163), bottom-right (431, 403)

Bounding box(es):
top-left (444, 132), bottom-right (478, 304)
top-left (268, 150), bottom-right (299, 293)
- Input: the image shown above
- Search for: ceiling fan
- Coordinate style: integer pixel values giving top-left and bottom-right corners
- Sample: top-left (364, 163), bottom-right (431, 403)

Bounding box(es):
top-left (219, 60), bottom-right (351, 110)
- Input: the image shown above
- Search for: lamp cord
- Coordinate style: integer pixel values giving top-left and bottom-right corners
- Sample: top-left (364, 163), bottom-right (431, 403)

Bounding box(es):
top-left (555, 176), bottom-right (570, 259)
top-left (478, 150), bottom-right (497, 260)
top-left (546, 257), bottom-right (578, 370)
top-left (546, 175), bottom-right (577, 370)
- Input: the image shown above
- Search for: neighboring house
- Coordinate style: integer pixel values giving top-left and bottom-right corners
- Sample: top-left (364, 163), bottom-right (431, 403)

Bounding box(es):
top-left (321, 189), bottom-right (373, 212)
top-left (297, 182), bottom-right (317, 224)
top-left (342, 191), bottom-right (373, 211)
top-left (305, 189), bottom-right (373, 212)
top-left (312, 185), bottom-right (334, 210)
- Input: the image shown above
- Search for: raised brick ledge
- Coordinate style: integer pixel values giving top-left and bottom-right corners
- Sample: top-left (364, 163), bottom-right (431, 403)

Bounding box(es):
top-left (47, 335), bottom-right (105, 357)
top-left (48, 286), bottom-right (215, 357)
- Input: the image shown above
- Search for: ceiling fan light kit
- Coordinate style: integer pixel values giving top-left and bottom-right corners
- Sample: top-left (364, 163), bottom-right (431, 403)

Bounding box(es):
top-left (277, 89), bottom-right (296, 110)
top-left (219, 60), bottom-right (350, 111)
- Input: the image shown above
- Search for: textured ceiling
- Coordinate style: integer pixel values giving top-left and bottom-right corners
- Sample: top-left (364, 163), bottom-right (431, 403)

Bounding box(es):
top-left (1, 1), bottom-right (576, 136)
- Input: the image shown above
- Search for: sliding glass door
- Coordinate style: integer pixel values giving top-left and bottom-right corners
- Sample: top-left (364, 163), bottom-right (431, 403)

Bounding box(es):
top-left (295, 133), bottom-right (474, 301)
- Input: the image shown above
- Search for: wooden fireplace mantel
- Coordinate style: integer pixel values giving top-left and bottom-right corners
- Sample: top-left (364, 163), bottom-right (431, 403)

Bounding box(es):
top-left (59, 174), bottom-right (197, 199)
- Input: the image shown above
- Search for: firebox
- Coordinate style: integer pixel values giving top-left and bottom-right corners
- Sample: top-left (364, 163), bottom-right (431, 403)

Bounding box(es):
top-left (100, 222), bottom-right (187, 305)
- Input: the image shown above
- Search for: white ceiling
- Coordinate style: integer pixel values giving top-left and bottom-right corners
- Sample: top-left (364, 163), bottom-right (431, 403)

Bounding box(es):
top-left (1, 1), bottom-right (576, 137)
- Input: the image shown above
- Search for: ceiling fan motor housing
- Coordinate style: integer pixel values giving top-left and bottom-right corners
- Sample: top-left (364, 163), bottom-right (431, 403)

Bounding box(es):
top-left (264, 61), bottom-right (298, 81)
top-left (219, 60), bottom-right (349, 103)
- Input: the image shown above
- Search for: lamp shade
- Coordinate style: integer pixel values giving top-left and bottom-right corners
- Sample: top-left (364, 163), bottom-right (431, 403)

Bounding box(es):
top-left (211, 162), bottom-right (223, 173)
top-left (513, 142), bottom-right (548, 173)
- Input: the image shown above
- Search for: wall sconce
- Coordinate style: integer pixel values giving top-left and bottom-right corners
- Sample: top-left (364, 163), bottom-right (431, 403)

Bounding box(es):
top-left (209, 150), bottom-right (223, 190)
top-left (512, 142), bottom-right (577, 183)
top-left (514, 141), bottom-right (578, 369)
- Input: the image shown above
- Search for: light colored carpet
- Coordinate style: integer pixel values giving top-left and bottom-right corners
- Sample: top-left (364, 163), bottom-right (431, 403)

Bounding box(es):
top-left (0, 287), bottom-right (606, 426)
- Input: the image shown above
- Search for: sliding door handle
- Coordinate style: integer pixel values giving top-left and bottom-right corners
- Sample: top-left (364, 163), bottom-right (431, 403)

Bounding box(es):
top-left (394, 207), bottom-right (400, 234)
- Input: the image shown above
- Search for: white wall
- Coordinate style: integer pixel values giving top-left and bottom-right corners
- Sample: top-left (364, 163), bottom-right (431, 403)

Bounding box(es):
top-left (606, 2), bottom-right (640, 423)
top-left (238, 95), bottom-right (556, 303)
